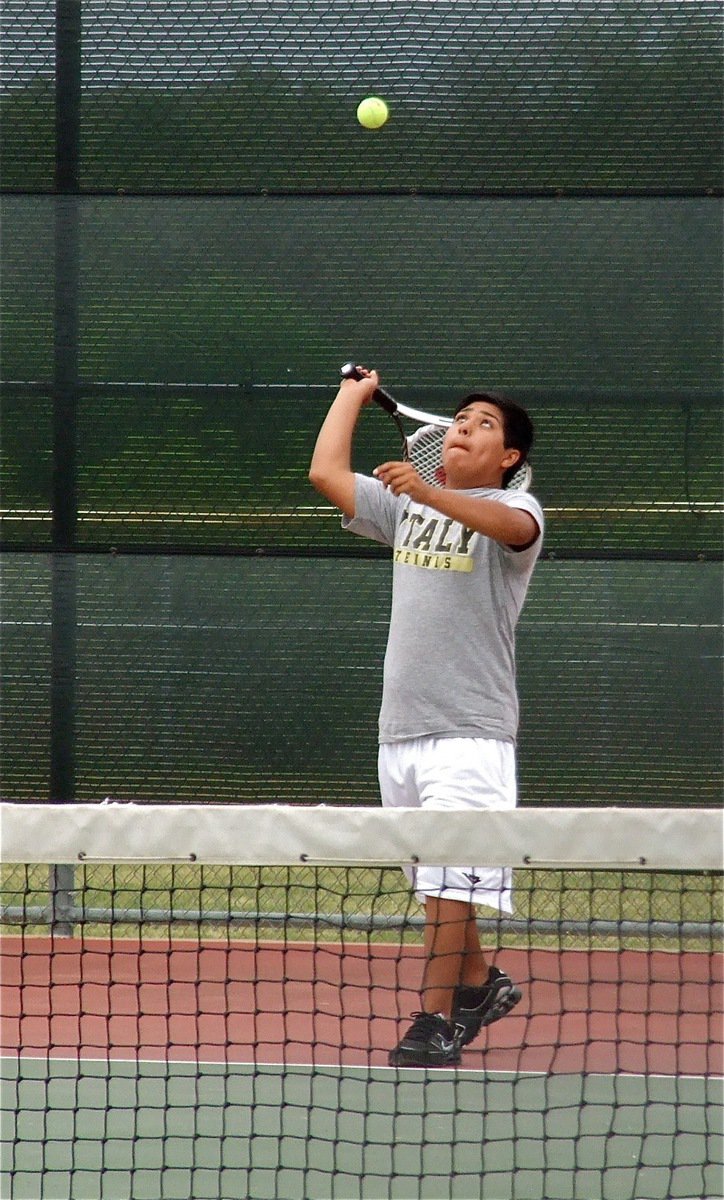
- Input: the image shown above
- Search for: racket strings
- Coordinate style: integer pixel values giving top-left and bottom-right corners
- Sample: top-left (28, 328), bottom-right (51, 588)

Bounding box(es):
top-left (407, 425), bottom-right (447, 486)
top-left (406, 424), bottom-right (532, 492)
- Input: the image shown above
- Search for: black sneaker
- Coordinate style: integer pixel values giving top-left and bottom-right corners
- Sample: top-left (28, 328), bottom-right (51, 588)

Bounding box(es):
top-left (452, 967), bottom-right (522, 1047)
top-left (389, 1011), bottom-right (462, 1067)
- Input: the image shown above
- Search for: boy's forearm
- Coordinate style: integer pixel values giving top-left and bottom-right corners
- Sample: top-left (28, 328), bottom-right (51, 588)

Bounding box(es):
top-left (309, 389), bottom-right (364, 478)
top-left (309, 375), bottom-right (377, 515)
top-left (426, 488), bottom-right (539, 547)
top-left (372, 460), bottom-right (538, 547)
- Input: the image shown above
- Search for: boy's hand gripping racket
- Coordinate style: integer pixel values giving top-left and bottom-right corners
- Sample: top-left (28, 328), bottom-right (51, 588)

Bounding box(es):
top-left (340, 362), bottom-right (531, 491)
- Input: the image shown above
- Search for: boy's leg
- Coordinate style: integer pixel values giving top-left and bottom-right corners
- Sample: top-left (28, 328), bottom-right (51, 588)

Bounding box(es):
top-left (388, 896), bottom-right (472, 1067)
top-left (388, 897), bottom-right (494, 1067)
top-left (422, 896), bottom-right (487, 1016)
top-left (461, 907), bottom-right (488, 986)
top-left (423, 890), bottom-right (522, 1050)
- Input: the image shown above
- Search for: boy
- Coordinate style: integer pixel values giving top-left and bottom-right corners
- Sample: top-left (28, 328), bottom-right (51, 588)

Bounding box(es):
top-left (309, 367), bottom-right (543, 1067)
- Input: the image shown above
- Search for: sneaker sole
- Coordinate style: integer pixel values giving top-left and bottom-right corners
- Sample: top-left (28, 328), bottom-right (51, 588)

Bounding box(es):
top-left (388, 1048), bottom-right (462, 1067)
top-left (479, 984), bottom-right (522, 1028)
top-left (456, 985), bottom-right (522, 1046)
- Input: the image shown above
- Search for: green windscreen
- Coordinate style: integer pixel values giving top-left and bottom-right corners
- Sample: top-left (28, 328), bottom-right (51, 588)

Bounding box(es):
top-left (1, 0), bottom-right (721, 809)
top-left (1, 1), bottom-right (720, 192)
top-left (1, 196), bottom-right (720, 555)
top-left (1, 554), bottom-right (721, 807)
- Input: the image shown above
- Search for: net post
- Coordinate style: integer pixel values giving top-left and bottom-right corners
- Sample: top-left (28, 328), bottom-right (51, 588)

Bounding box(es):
top-left (49, 864), bottom-right (76, 937)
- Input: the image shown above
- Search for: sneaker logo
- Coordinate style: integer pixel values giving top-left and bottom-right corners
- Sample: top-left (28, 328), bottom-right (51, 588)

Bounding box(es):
top-left (462, 872), bottom-right (481, 885)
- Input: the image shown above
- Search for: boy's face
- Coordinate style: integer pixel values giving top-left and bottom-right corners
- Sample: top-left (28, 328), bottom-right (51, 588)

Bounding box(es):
top-left (441, 401), bottom-right (521, 489)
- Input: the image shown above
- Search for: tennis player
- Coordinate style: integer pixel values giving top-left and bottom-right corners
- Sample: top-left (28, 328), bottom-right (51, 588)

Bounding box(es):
top-left (309, 368), bottom-right (544, 1067)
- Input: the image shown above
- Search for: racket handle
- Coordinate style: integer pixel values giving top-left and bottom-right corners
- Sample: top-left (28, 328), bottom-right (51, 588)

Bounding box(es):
top-left (340, 362), bottom-right (397, 415)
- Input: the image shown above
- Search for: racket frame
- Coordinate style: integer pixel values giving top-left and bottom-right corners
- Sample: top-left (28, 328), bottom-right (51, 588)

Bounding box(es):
top-left (339, 362), bottom-right (531, 491)
top-left (341, 362), bottom-right (451, 432)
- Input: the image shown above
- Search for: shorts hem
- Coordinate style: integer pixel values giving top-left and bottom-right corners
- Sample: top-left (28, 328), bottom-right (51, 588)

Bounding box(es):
top-left (414, 887), bottom-right (513, 913)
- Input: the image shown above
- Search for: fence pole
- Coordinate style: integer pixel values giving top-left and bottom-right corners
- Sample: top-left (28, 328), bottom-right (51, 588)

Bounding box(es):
top-left (50, 0), bottom-right (82, 935)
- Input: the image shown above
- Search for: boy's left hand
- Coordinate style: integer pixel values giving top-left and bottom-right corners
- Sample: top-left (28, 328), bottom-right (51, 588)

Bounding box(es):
top-left (373, 461), bottom-right (432, 503)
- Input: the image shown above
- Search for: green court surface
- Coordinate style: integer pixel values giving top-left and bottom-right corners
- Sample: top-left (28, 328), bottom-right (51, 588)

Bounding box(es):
top-left (2, 1056), bottom-right (721, 1200)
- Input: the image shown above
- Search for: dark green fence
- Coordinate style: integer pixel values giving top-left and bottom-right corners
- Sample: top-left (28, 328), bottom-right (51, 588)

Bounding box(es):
top-left (1, 553), bottom-right (720, 806)
top-left (1, 1), bottom-right (721, 808)
top-left (2, 1), bottom-right (721, 193)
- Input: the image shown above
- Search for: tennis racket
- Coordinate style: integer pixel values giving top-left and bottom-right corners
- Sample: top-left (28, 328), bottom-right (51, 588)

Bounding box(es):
top-left (340, 363), bottom-right (531, 491)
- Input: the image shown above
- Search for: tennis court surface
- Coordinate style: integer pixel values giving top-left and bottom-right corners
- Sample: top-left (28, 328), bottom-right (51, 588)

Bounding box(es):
top-left (1, 803), bottom-right (722, 1200)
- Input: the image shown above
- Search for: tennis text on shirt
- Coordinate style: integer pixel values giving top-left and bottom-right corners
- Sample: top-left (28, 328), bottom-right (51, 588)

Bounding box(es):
top-left (393, 510), bottom-right (477, 571)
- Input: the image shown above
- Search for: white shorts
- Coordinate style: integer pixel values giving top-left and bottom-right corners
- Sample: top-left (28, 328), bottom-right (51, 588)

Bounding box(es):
top-left (378, 736), bottom-right (516, 913)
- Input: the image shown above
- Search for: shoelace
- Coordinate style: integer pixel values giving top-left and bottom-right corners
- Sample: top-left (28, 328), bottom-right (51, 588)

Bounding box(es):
top-left (404, 1011), bottom-right (451, 1039)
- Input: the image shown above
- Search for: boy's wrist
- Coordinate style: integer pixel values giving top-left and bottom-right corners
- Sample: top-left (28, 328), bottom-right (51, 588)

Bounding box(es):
top-left (338, 377), bottom-right (377, 406)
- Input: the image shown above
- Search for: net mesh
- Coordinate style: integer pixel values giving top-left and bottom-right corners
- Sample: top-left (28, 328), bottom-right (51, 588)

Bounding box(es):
top-left (1, 803), bottom-right (722, 1200)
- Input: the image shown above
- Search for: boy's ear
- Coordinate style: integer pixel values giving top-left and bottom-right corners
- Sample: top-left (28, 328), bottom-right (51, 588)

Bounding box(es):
top-left (501, 447), bottom-right (522, 469)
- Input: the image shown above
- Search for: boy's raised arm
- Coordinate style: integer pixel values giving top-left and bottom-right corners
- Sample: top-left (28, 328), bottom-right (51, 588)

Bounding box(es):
top-left (308, 370), bottom-right (379, 518)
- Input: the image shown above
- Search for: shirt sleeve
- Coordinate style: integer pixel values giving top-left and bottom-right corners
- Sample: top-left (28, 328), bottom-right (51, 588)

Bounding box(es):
top-left (497, 490), bottom-right (545, 567)
top-left (341, 473), bottom-right (401, 547)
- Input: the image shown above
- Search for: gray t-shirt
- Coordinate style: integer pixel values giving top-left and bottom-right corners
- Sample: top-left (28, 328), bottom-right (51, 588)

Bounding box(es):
top-left (343, 474), bottom-right (544, 745)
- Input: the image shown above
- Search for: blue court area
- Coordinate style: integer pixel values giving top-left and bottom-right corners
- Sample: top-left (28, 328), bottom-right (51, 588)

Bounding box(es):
top-left (2, 1055), bottom-right (722, 1200)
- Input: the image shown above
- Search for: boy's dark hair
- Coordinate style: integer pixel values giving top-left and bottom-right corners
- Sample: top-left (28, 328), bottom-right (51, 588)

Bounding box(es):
top-left (454, 392), bottom-right (534, 486)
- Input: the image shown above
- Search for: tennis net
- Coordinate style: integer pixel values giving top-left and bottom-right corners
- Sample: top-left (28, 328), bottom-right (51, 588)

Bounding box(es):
top-left (1, 802), bottom-right (722, 1200)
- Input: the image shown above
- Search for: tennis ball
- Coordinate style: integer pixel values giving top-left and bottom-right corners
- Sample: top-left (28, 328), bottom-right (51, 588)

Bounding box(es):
top-left (356, 96), bottom-right (390, 130)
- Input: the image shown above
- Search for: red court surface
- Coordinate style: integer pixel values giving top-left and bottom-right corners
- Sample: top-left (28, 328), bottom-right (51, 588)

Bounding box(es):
top-left (2, 936), bottom-right (722, 1077)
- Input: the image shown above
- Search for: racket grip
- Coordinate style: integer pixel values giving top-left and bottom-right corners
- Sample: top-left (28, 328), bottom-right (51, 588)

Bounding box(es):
top-left (340, 363), bottom-right (397, 415)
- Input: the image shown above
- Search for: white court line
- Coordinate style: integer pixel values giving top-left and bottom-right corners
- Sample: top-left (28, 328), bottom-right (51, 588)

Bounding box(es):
top-left (2, 1052), bottom-right (720, 1083)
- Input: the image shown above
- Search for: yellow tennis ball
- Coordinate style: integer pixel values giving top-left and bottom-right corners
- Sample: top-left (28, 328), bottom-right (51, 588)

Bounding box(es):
top-left (356, 96), bottom-right (389, 130)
